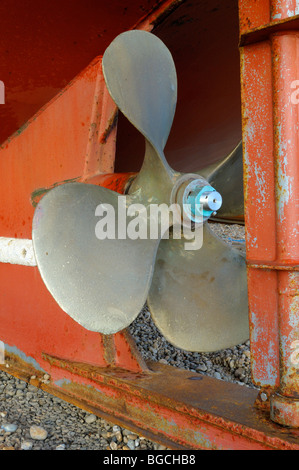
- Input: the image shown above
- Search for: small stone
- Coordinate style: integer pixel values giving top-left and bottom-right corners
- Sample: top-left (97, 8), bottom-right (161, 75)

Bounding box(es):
top-left (127, 439), bottom-right (135, 450)
top-left (149, 347), bottom-right (157, 355)
top-left (127, 433), bottom-right (138, 440)
top-left (43, 374), bottom-right (50, 381)
top-left (0, 412), bottom-right (7, 418)
top-left (112, 425), bottom-right (121, 432)
top-left (29, 425), bottom-right (48, 441)
top-left (115, 431), bottom-right (123, 442)
top-left (16, 382), bottom-right (27, 390)
top-left (260, 392), bottom-right (268, 402)
top-left (197, 364), bottom-right (207, 372)
top-left (55, 444), bottom-right (66, 450)
top-left (235, 367), bottom-right (245, 377)
top-left (110, 441), bottom-right (118, 450)
top-left (85, 414), bottom-right (97, 424)
top-left (1, 423), bottom-right (18, 433)
top-left (21, 441), bottom-right (33, 450)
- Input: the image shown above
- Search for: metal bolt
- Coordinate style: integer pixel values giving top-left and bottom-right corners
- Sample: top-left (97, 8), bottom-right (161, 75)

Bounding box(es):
top-left (171, 174), bottom-right (223, 224)
top-left (186, 184), bottom-right (222, 221)
top-left (199, 190), bottom-right (222, 212)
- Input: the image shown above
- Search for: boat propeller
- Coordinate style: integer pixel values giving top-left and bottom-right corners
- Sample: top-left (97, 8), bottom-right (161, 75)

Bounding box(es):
top-left (32, 30), bottom-right (249, 352)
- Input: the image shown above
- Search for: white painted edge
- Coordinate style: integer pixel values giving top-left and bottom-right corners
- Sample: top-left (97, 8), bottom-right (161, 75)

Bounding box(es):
top-left (0, 237), bottom-right (37, 267)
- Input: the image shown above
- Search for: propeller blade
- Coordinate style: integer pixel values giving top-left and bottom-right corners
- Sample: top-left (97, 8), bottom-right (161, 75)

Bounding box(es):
top-left (102, 30), bottom-right (178, 195)
top-left (32, 182), bottom-right (161, 334)
top-left (102, 30), bottom-right (177, 155)
top-left (200, 142), bottom-right (244, 224)
top-left (147, 223), bottom-right (249, 352)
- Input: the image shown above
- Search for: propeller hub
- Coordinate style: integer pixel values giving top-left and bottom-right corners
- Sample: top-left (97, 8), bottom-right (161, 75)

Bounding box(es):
top-left (171, 174), bottom-right (223, 224)
top-left (189, 185), bottom-right (222, 218)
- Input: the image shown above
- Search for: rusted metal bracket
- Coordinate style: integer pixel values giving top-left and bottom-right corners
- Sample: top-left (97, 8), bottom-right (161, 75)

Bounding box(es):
top-left (247, 261), bottom-right (299, 271)
top-left (239, 0), bottom-right (299, 428)
top-left (240, 14), bottom-right (299, 46)
top-left (2, 350), bottom-right (299, 450)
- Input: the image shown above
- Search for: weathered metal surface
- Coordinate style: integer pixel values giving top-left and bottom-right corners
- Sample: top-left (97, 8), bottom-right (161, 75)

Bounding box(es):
top-left (239, 0), bottom-right (299, 427)
top-left (2, 350), bottom-right (299, 450)
top-left (240, 14), bottom-right (299, 46)
top-left (239, 39), bottom-right (279, 396)
top-left (270, 30), bottom-right (299, 425)
top-left (271, 394), bottom-right (299, 428)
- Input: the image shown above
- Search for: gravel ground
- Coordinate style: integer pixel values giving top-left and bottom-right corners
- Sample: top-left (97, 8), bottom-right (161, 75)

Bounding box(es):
top-left (0, 222), bottom-right (252, 451)
top-left (0, 375), bottom-right (163, 451)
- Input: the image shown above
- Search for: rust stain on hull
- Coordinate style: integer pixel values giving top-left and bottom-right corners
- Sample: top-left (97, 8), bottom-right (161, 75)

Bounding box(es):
top-left (31, 177), bottom-right (81, 207)
top-left (100, 109), bottom-right (118, 144)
